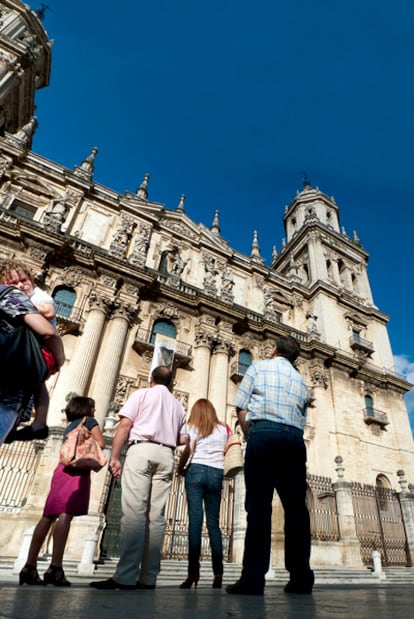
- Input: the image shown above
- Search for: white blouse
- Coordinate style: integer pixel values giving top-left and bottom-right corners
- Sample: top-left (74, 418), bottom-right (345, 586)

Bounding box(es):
top-left (189, 424), bottom-right (228, 470)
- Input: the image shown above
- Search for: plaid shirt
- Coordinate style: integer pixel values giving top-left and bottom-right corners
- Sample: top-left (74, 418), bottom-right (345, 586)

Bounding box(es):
top-left (232, 356), bottom-right (310, 431)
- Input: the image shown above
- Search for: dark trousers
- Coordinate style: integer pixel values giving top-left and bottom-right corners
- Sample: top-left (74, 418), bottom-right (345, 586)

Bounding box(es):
top-left (185, 463), bottom-right (224, 576)
top-left (241, 420), bottom-right (312, 588)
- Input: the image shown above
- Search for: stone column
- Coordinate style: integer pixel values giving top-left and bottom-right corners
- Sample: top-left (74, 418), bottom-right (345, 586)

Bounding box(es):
top-left (89, 304), bottom-right (135, 426)
top-left (0, 58), bottom-right (22, 99)
top-left (356, 265), bottom-right (374, 304)
top-left (208, 340), bottom-right (233, 423)
top-left (332, 456), bottom-right (364, 567)
top-left (330, 258), bottom-right (341, 286)
top-left (48, 293), bottom-right (109, 424)
top-left (340, 264), bottom-right (353, 290)
top-left (188, 331), bottom-right (213, 411)
top-left (397, 470), bottom-right (414, 566)
top-left (307, 231), bottom-right (328, 283)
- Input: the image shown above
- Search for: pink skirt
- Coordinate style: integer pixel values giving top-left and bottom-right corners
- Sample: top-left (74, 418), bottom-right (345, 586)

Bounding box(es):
top-left (43, 463), bottom-right (91, 517)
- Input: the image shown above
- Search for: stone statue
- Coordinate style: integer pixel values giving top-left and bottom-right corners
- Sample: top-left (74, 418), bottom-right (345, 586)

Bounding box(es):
top-left (47, 194), bottom-right (70, 223)
top-left (132, 227), bottom-right (149, 254)
top-left (204, 257), bottom-right (218, 287)
top-left (171, 249), bottom-right (186, 276)
top-left (222, 267), bottom-right (235, 292)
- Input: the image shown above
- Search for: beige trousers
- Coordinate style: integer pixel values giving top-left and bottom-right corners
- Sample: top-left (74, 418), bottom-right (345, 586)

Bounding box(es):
top-left (113, 442), bottom-right (174, 585)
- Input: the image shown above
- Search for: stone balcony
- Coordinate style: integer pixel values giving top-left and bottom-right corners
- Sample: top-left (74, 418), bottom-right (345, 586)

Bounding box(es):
top-left (132, 328), bottom-right (192, 368)
top-left (363, 407), bottom-right (389, 428)
top-left (349, 334), bottom-right (375, 356)
top-left (55, 301), bottom-right (82, 334)
top-left (230, 360), bottom-right (249, 384)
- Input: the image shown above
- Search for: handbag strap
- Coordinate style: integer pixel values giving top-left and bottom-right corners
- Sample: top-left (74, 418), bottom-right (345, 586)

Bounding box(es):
top-left (225, 424), bottom-right (232, 437)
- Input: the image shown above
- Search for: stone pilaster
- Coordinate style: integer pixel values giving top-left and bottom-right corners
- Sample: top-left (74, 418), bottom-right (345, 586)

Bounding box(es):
top-left (332, 456), bottom-right (364, 567)
top-left (397, 471), bottom-right (414, 566)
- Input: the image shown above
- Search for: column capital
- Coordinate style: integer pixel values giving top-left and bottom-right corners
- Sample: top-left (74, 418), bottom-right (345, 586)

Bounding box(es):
top-left (88, 290), bottom-right (111, 314)
top-left (111, 301), bottom-right (138, 325)
top-left (213, 338), bottom-right (235, 357)
top-left (194, 330), bottom-right (213, 349)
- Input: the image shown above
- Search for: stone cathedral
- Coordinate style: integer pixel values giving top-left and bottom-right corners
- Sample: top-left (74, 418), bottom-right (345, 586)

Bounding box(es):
top-left (1, 0), bottom-right (414, 574)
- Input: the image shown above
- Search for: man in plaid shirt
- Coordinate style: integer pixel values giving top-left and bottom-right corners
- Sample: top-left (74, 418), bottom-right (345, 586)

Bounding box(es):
top-left (226, 335), bottom-right (314, 596)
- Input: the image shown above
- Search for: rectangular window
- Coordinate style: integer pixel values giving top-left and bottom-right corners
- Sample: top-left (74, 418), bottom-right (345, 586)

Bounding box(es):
top-left (10, 200), bottom-right (36, 220)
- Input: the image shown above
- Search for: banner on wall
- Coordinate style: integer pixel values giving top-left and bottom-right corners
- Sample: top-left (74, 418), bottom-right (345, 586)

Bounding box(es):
top-left (149, 333), bottom-right (176, 378)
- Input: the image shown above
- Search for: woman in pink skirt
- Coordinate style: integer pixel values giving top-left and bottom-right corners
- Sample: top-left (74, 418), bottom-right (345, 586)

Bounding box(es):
top-left (19, 396), bottom-right (105, 586)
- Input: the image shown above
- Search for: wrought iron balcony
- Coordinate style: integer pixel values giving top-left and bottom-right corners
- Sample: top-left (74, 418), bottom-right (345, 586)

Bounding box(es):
top-left (363, 407), bottom-right (389, 428)
top-left (230, 360), bottom-right (249, 384)
top-left (133, 328), bottom-right (192, 368)
top-left (55, 301), bottom-right (82, 334)
top-left (349, 334), bottom-right (374, 356)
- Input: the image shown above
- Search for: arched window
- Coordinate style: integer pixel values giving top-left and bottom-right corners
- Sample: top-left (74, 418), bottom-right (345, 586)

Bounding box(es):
top-left (150, 319), bottom-right (177, 344)
top-left (52, 286), bottom-right (76, 318)
top-left (376, 474), bottom-right (391, 490)
top-left (376, 474), bottom-right (391, 510)
top-left (238, 349), bottom-right (252, 375)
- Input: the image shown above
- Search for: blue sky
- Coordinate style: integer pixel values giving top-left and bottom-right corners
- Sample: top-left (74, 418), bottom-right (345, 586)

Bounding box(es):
top-left (31, 1), bottom-right (413, 422)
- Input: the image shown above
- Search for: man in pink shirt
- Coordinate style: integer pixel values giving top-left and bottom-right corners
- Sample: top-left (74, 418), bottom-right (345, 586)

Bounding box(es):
top-left (90, 366), bottom-right (188, 590)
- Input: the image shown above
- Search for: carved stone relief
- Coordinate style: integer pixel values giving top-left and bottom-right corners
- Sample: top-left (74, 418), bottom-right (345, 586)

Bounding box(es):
top-left (62, 267), bottom-right (85, 288)
top-left (115, 375), bottom-right (136, 405)
top-left (309, 359), bottom-right (329, 389)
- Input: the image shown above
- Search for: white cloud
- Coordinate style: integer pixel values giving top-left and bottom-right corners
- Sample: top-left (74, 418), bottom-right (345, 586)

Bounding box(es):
top-left (393, 354), bottom-right (414, 429)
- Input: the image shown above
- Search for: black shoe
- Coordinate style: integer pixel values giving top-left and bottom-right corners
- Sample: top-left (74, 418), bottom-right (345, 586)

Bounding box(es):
top-left (19, 564), bottom-right (44, 586)
top-left (226, 580), bottom-right (264, 595)
top-left (89, 577), bottom-right (136, 590)
top-left (43, 565), bottom-right (71, 587)
top-left (284, 572), bottom-right (314, 595)
top-left (136, 583), bottom-right (156, 589)
top-left (13, 425), bottom-right (49, 441)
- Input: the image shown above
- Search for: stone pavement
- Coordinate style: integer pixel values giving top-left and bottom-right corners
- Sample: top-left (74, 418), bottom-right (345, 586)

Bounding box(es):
top-left (1, 580), bottom-right (414, 619)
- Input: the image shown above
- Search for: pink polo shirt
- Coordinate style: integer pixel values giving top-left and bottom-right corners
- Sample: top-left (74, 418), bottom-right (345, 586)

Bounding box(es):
top-left (119, 384), bottom-right (188, 448)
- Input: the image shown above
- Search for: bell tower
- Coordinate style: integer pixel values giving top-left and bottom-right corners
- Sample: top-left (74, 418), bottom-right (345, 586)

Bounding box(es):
top-left (272, 176), bottom-right (373, 305)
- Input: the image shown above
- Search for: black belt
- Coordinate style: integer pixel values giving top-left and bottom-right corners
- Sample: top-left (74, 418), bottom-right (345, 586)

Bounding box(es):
top-left (128, 440), bottom-right (174, 451)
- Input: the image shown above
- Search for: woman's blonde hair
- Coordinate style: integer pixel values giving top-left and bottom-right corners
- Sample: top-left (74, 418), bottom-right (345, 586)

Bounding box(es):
top-left (188, 398), bottom-right (223, 437)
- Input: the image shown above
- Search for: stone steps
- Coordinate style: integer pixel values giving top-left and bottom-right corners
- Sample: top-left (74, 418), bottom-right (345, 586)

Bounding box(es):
top-left (2, 557), bottom-right (414, 585)
top-left (70, 560), bottom-right (414, 585)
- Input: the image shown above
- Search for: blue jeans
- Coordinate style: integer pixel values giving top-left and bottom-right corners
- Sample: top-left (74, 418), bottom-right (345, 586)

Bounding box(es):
top-left (185, 463), bottom-right (224, 576)
top-left (241, 420), bottom-right (312, 588)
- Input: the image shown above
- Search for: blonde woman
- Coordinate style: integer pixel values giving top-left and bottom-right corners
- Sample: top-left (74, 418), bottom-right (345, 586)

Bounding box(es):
top-left (177, 399), bottom-right (228, 589)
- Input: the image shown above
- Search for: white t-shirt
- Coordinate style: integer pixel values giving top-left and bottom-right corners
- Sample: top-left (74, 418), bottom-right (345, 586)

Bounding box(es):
top-left (30, 287), bottom-right (57, 327)
top-left (189, 424), bottom-right (228, 470)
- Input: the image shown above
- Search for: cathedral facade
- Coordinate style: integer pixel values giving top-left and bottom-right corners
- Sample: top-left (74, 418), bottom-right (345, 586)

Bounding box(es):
top-left (1, 1), bottom-right (414, 573)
